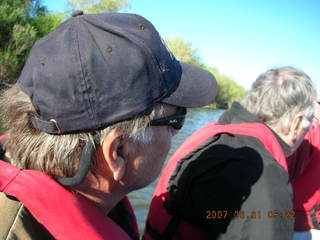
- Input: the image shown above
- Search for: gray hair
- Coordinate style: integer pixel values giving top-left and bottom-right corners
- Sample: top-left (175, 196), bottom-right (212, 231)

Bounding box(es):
top-left (242, 66), bottom-right (317, 132)
top-left (0, 84), bottom-right (165, 178)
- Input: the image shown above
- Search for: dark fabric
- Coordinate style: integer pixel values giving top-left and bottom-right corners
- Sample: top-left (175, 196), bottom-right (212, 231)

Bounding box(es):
top-left (0, 142), bottom-right (6, 159)
top-left (0, 193), bottom-right (55, 240)
top-left (108, 199), bottom-right (139, 240)
top-left (18, 12), bottom-right (217, 134)
top-left (167, 102), bottom-right (294, 240)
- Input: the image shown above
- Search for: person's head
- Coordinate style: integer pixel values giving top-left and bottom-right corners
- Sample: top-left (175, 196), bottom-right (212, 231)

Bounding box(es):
top-left (0, 12), bottom-right (217, 193)
top-left (242, 66), bottom-right (317, 155)
top-left (311, 85), bottom-right (320, 128)
top-left (0, 85), bottom-right (182, 191)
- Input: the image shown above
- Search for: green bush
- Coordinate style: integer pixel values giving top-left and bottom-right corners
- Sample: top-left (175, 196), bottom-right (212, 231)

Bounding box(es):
top-left (165, 37), bottom-right (246, 109)
top-left (0, 0), bottom-right (62, 86)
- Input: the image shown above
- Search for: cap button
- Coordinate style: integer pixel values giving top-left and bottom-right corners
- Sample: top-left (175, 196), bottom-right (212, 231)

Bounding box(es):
top-left (72, 10), bottom-right (84, 17)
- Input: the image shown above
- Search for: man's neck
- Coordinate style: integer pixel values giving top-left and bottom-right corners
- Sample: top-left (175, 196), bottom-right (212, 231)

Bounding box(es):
top-left (73, 174), bottom-right (127, 214)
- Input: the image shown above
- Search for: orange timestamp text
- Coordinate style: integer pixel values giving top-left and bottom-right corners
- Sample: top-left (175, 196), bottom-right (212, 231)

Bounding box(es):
top-left (205, 210), bottom-right (295, 220)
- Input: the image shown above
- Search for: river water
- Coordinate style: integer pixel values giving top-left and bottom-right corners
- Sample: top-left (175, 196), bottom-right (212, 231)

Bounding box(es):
top-left (128, 108), bottom-right (224, 232)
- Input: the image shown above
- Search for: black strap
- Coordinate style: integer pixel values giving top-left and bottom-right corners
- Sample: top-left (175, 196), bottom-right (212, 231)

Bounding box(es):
top-left (31, 116), bottom-right (61, 134)
top-left (145, 214), bottom-right (180, 240)
top-left (310, 205), bottom-right (320, 230)
top-left (145, 221), bottom-right (163, 240)
top-left (57, 133), bottom-right (100, 186)
top-left (162, 215), bottom-right (181, 240)
top-left (0, 142), bottom-right (6, 160)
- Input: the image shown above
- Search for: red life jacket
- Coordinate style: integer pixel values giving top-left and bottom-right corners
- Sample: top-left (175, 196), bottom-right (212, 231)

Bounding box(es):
top-left (144, 122), bottom-right (287, 240)
top-left (0, 160), bottom-right (139, 240)
top-left (289, 126), bottom-right (320, 231)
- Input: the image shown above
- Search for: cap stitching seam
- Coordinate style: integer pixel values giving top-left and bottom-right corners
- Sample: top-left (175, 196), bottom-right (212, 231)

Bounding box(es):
top-left (74, 18), bottom-right (97, 126)
top-left (84, 22), bottom-right (110, 66)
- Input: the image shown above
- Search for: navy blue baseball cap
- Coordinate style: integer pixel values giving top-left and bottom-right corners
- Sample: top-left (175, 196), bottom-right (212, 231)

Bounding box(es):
top-left (18, 11), bottom-right (217, 134)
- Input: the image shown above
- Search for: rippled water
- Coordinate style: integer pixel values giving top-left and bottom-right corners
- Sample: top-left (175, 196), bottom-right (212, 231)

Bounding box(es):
top-left (128, 108), bottom-right (224, 233)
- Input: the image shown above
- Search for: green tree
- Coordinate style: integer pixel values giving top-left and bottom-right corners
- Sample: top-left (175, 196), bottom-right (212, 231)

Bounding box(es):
top-left (205, 67), bottom-right (246, 109)
top-left (0, 0), bottom-right (62, 86)
top-left (67, 0), bottom-right (129, 14)
top-left (165, 37), bottom-right (246, 109)
top-left (165, 37), bottom-right (205, 68)
top-left (0, 0), bottom-right (130, 86)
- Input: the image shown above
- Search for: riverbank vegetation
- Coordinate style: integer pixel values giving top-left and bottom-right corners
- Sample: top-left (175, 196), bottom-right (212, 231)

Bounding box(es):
top-left (0, 0), bottom-right (62, 86)
top-left (165, 38), bottom-right (246, 109)
top-left (0, 0), bottom-right (246, 109)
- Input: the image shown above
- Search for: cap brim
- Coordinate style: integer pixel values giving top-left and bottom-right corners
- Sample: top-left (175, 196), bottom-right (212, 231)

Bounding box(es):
top-left (161, 62), bottom-right (218, 108)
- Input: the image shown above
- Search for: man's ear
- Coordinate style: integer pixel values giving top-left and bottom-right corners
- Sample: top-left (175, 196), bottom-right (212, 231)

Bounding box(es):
top-left (101, 129), bottom-right (127, 181)
top-left (288, 114), bottom-right (304, 143)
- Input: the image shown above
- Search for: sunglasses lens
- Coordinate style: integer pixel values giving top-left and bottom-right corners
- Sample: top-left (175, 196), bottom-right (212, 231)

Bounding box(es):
top-left (172, 119), bottom-right (184, 130)
top-left (149, 108), bottom-right (186, 130)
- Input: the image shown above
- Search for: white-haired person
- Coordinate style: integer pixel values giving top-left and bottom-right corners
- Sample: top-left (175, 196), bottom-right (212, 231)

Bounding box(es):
top-left (0, 11), bottom-right (217, 240)
top-left (144, 66), bottom-right (317, 240)
top-left (289, 91), bottom-right (320, 240)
